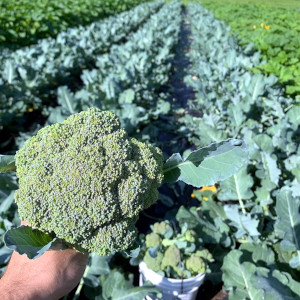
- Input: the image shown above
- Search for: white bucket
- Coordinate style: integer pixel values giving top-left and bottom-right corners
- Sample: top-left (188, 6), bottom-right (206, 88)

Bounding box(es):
top-left (139, 262), bottom-right (206, 300)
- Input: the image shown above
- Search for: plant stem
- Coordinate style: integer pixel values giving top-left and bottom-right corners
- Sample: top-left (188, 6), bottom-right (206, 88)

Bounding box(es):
top-left (141, 211), bottom-right (162, 221)
top-left (234, 174), bottom-right (246, 214)
top-left (284, 104), bottom-right (293, 113)
top-left (73, 265), bottom-right (90, 300)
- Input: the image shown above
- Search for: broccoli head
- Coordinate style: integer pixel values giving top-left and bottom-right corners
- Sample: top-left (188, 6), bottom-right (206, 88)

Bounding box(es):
top-left (145, 232), bottom-right (162, 248)
top-left (143, 250), bottom-right (163, 272)
top-left (153, 221), bottom-right (172, 236)
top-left (15, 108), bottom-right (164, 255)
top-left (161, 244), bottom-right (180, 269)
top-left (186, 254), bottom-right (205, 275)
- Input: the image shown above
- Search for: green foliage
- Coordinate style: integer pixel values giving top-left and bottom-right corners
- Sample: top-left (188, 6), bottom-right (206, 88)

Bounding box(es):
top-left (4, 225), bottom-right (58, 259)
top-left (163, 139), bottom-right (248, 187)
top-left (0, 0), bottom-right (148, 48)
top-left (100, 269), bottom-right (160, 300)
top-left (181, 2), bottom-right (300, 297)
top-left (275, 188), bottom-right (300, 269)
top-left (0, 155), bottom-right (16, 173)
top-left (200, 0), bottom-right (300, 97)
top-left (14, 108), bottom-right (164, 255)
top-left (78, 254), bottom-right (160, 300)
top-left (0, 1), bottom-right (163, 143)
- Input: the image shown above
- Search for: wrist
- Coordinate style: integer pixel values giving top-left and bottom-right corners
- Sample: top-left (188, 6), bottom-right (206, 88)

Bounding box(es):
top-left (0, 275), bottom-right (54, 300)
top-left (0, 277), bottom-right (31, 300)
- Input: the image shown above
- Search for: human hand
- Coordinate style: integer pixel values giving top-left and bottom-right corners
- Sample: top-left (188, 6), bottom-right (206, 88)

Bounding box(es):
top-left (0, 221), bottom-right (89, 300)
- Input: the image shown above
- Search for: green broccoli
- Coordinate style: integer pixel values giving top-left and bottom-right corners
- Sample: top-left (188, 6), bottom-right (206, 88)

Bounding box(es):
top-left (194, 249), bottom-right (214, 263)
top-left (15, 108), bottom-right (164, 255)
top-left (153, 221), bottom-right (172, 236)
top-left (161, 244), bottom-right (180, 269)
top-left (185, 254), bottom-right (205, 275)
top-left (145, 233), bottom-right (162, 248)
top-left (184, 229), bottom-right (197, 243)
top-left (143, 250), bottom-right (163, 272)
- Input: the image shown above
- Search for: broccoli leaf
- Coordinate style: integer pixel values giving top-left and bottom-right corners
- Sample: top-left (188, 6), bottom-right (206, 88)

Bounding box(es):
top-left (163, 139), bottom-right (248, 187)
top-left (274, 187), bottom-right (300, 268)
top-left (88, 253), bottom-right (111, 276)
top-left (102, 269), bottom-right (160, 300)
top-left (222, 250), bottom-right (264, 299)
top-left (4, 226), bottom-right (57, 259)
top-left (218, 165), bottom-right (254, 201)
top-left (0, 155), bottom-right (16, 173)
top-left (112, 285), bottom-right (161, 300)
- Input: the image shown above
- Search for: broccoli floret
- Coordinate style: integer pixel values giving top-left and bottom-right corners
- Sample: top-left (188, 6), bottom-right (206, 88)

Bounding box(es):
top-left (145, 233), bottom-right (162, 248)
top-left (153, 221), bottom-right (171, 236)
top-left (194, 249), bottom-right (214, 263)
top-left (186, 254), bottom-right (205, 275)
top-left (184, 229), bottom-right (197, 243)
top-left (144, 250), bottom-right (163, 272)
top-left (15, 108), bottom-right (164, 255)
top-left (161, 244), bottom-right (180, 270)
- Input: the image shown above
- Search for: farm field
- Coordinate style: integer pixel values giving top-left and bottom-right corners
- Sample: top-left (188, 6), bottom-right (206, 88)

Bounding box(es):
top-left (200, 0), bottom-right (300, 97)
top-left (0, 0), bottom-right (147, 48)
top-left (0, 1), bottom-right (300, 300)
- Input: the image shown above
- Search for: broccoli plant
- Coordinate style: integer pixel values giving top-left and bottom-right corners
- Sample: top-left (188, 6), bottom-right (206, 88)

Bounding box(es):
top-left (0, 107), bottom-right (248, 259)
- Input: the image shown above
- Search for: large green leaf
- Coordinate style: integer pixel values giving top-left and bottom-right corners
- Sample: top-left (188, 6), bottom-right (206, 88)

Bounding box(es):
top-left (287, 105), bottom-right (300, 127)
top-left (239, 243), bottom-right (275, 265)
top-left (3, 61), bottom-right (16, 84)
top-left (201, 199), bottom-right (227, 220)
top-left (255, 153), bottom-right (281, 187)
top-left (175, 206), bottom-right (229, 246)
top-left (88, 253), bottom-right (111, 276)
top-left (194, 120), bottom-right (226, 146)
top-left (224, 205), bottom-right (260, 238)
top-left (101, 269), bottom-right (160, 300)
top-left (253, 268), bottom-right (300, 300)
top-left (222, 250), bottom-right (264, 300)
top-left (4, 226), bottom-right (57, 259)
top-left (253, 134), bottom-right (274, 154)
top-left (0, 155), bottom-right (16, 173)
top-left (112, 286), bottom-right (161, 300)
top-left (275, 187), bottom-right (300, 268)
top-left (163, 139), bottom-right (248, 187)
top-left (218, 165), bottom-right (254, 201)
top-left (0, 191), bottom-right (15, 214)
top-left (57, 86), bottom-right (77, 114)
top-left (284, 152), bottom-right (300, 182)
top-left (118, 89), bottom-right (135, 104)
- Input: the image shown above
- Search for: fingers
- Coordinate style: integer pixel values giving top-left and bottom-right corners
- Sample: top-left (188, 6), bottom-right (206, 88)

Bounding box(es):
top-left (21, 220), bottom-right (30, 226)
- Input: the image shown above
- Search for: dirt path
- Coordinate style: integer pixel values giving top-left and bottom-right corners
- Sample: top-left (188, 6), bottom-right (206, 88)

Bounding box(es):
top-left (158, 8), bottom-right (229, 300)
top-left (154, 7), bottom-right (195, 159)
top-left (167, 7), bottom-right (195, 108)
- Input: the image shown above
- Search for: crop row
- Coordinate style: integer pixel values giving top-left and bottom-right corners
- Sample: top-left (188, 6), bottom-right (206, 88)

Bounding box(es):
top-left (180, 3), bottom-right (300, 298)
top-left (0, 1), bottom-right (163, 149)
top-left (56, 0), bottom-right (182, 134)
top-left (0, 0), bottom-right (147, 48)
top-left (202, 0), bottom-right (300, 97)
